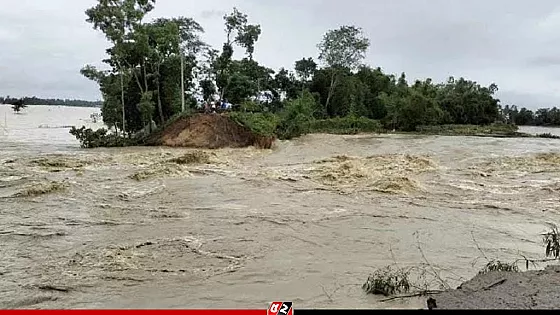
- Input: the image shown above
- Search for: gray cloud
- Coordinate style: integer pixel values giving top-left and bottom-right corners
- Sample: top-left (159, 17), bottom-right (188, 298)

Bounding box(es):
top-left (528, 55), bottom-right (560, 67)
top-left (200, 9), bottom-right (227, 20)
top-left (1, 0), bottom-right (560, 108)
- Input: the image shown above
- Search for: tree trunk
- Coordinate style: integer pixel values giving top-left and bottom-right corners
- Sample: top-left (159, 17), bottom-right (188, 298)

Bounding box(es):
top-left (130, 67), bottom-right (144, 93)
top-left (119, 67), bottom-right (126, 134)
top-left (301, 77), bottom-right (307, 97)
top-left (325, 70), bottom-right (337, 115)
top-left (143, 60), bottom-right (149, 92)
top-left (180, 52), bottom-right (185, 112)
top-left (156, 64), bottom-right (164, 125)
top-left (123, 60), bottom-right (145, 94)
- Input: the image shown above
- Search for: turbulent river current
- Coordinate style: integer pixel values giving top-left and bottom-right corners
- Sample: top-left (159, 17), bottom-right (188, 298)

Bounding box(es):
top-left (1, 105), bottom-right (560, 309)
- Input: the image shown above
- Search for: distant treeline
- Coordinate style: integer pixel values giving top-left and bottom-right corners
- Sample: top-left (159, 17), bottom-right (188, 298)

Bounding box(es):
top-left (0, 96), bottom-right (102, 108)
top-left (502, 105), bottom-right (560, 127)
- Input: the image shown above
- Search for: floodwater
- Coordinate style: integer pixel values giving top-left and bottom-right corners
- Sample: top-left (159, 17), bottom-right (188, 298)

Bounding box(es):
top-left (1, 105), bottom-right (560, 309)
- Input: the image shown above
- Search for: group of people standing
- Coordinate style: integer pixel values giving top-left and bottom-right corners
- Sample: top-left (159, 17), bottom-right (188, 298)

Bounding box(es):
top-left (196, 99), bottom-right (233, 113)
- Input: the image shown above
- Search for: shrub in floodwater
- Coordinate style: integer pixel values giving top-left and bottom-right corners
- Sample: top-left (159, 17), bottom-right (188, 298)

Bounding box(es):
top-left (536, 133), bottom-right (560, 139)
top-left (276, 91), bottom-right (318, 140)
top-left (478, 260), bottom-right (519, 275)
top-left (70, 126), bottom-right (136, 148)
top-left (362, 266), bottom-right (411, 296)
top-left (168, 151), bottom-right (213, 165)
top-left (11, 99), bottom-right (27, 113)
top-left (416, 123), bottom-right (519, 136)
top-left (543, 223), bottom-right (560, 259)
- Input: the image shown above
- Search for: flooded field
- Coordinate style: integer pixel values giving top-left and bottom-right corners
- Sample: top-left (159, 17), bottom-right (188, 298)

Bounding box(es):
top-left (1, 105), bottom-right (560, 309)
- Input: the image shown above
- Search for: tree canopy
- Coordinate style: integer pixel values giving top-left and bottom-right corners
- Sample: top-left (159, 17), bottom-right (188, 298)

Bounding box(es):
top-left (502, 105), bottom-right (560, 127)
top-left (81, 0), bottom-right (546, 139)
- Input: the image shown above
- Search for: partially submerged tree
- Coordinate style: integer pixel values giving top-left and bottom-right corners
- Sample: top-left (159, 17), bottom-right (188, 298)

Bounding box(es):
top-left (11, 99), bottom-right (27, 113)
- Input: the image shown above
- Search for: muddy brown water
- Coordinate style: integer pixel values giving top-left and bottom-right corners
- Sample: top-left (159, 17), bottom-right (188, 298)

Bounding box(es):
top-left (1, 105), bottom-right (560, 309)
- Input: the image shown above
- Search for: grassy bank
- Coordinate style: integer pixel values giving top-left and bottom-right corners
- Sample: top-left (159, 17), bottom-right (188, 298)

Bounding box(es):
top-left (227, 112), bottom-right (534, 140)
top-left (308, 116), bottom-right (384, 135)
top-left (415, 123), bottom-right (532, 138)
top-left (71, 112), bottom-right (546, 149)
top-left (228, 112), bottom-right (280, 137)
top-left (228, 112), bottom-right (385, 138)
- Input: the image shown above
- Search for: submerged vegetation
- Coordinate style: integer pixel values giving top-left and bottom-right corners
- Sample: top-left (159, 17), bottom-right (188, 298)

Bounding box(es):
top-left (72, 0), bottom-right (554, 148)
top-left (363, 223), bottom-right (560, 298)
top-left (416, 123), bottom-right (521, 137)
top-left (167, 151), bottom-right (214, 165)
top-left (536, 133), bottom-right (560, 139)
top-left (362, 266), bottom-right (411, 296)
top-left (70, 126), bottom-right (137, 148)
top-left (10, 99), bottom-right (27, 113)
top-left (478, 260), bottom-right (520, 275)
top-left (543, 223), bottom-right (560, 259)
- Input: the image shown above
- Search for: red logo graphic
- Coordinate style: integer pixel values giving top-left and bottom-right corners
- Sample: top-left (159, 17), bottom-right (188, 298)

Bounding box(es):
top-left (267, 301), bottom-right (293, 315)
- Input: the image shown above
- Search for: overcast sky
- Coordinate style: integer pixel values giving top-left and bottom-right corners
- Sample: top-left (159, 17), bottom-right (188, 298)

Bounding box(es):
top-left (1, 0), bottom-right (560, 109)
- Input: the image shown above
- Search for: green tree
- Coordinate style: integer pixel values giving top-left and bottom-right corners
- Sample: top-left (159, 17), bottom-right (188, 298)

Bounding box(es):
top-left (138, 91), bottom-right (155, 131)
top-left (317, 25), bottom-right (370, 111)
top-left (223, 59), bottom-right (274, 105)
top-left (273, 68), bottom-right (299, 101)
top-left (380, 88), bottom-right (442, 131)
top-left (295, 57), bottom-right (317, 94)
top-left (214, 8), bottom-right (262, 101)
top-left (143, 17), bottom-right (204, 123)
top-left (437, 77), bottom-right (501, 125)
top-left (355, 66), bottom-right (393, 119)
top-left (277, 90), bottom-right (318, 139)
top-left (236, 24), bottom-right (261, 60)
top-left (224, 7), bottom-right (247, 45)
top-left (85, 0), bottom-right (156, 134)
top-left (80, 65), bottom-right (125, 131)
top-left (198, 48), bottom-right (219, 102)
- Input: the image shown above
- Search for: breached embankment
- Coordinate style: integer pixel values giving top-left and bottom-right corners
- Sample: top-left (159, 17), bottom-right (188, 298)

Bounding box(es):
top-left (146, 113), bottom-right (274, 149)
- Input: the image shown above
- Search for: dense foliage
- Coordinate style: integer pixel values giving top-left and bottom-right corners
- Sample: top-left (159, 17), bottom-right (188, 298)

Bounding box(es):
top-left (502, 105), bottom-right (560, 127)
top-left (1, 96), bottom-right (101, 107)
top-left (78, 0), bottom-right (550, 145)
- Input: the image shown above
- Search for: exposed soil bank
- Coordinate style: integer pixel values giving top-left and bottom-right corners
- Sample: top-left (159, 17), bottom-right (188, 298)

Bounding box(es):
top-left (147, 113), bottom-right (274, 149)
top-left (436, 266), bottom-right (560, 309)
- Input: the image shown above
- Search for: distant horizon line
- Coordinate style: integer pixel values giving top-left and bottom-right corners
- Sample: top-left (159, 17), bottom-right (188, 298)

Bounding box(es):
top-left (0, 96), bottom-right (102, 102)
